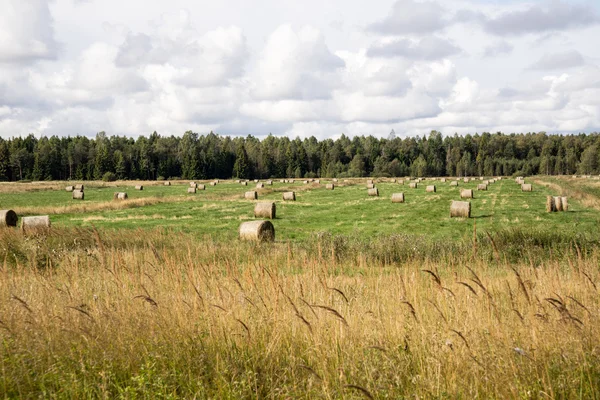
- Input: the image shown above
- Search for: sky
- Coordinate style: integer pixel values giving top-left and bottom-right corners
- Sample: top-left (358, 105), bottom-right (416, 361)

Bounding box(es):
top-left (0, 0), bottom-right (599, 140)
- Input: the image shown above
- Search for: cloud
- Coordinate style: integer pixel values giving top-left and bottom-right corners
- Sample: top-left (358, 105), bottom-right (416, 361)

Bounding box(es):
top-left (250, 25), bottom-right (344, 101)
top-left (367, 36), bottom-right (461, 60)
top-left (529, 50), bottom-right (585, 70)
top-left (367, 0), bottom-right (448, 35)
top-left (482, 40), bottom-right (514, 58)
top-left (0, 0), bottom-right (58, 63)
top-left (483, 2), bottom-right (600, 36)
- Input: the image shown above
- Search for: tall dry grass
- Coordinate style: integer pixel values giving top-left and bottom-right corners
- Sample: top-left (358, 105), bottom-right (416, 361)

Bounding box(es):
top-left (0, 227), bottom-right (599, 398)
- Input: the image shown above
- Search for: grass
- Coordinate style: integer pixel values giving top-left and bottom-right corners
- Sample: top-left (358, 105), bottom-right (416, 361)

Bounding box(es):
top-left (1, 176), bottom-right (600, 398)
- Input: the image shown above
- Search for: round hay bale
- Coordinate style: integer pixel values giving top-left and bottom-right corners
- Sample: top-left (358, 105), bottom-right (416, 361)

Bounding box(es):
top-left (426, 185), bottom-right (436, 193)
top-left (521, 184), bottom-right (532, 192)
top-left (326, 183), bottom-right (334, 190)
top-left (289, 179), bottom-right (295, 183)
top-left (215, 180), bottom-right (220, 184)
top-left (479, 177), bottom-right (484, 181)
top-left (367, 183), bottom-right (375, 189)
top-left (391, 193), bottom-right (405, 203)
top-left (391, 179), bottom-right (396, 183)
top-left (266, 180), bottom-right (273, 185)
top-left (190, 182), bottom-right (197, 188)
top-left (279, 179), bottom-right (285, 183)
top-left (241, 181), bottom-right (248, 186)
top-left (72, 190), bottom-right (84, 200)
top-left (135, 185), bottom-right (143, 190)
top-left (114, 192), bottom-right (128, 200)
top-left (368, 188), bottom-right (379, 197)
top-left (463, 178), bottom-right (469, 183)
top-left (245, 191), bottom-right (258, 200)
top-left (197, 184), bottom-right (206, 190)
top-left (561, 197), bottom-right (568, 211)
top-left (303, 180), bottom-right (309, 184)
top-left (0, 210), bottom-right (18, 227)
top-left (74, 184), bottom-right (84, 191)
top-left (65, 186), bottom-right (74, 192)
top-left (254, 179), bottom-right (259, 183)
top-left (367, 179), bottom-right (374, 185)
top-left (553, 196), bottom-right (563, 212)
top-left (460, 189), bottom-right (473, 199)
top-left (164, 181), bottom-right (171, 186)
top-left (333, 178), bottom-right (338, 182)
top-left (477, 184), bottom-right (487, 191)
top-left (450, 201), bottom-right (471, 218)
top-left (315, 179), bottom-right (320, 184)
top-left (409, 182), bottom-right (417, 189)
top-left (21, 216), bottom-right (50, 231)
top-left (187, 188), bottom-right (196, 194)
top-left (239, 220), bottom-right (275, 242)
top-left (210, 182), bottom-right (217, 186)
top-left (546, 196), bottom-right (556, 212)
top-left (282, 192), bottom-right (296, 201)
top-left (450, 181), bottom-right (458, 186)
top-left (236, 179), bottom-right (241, 183)
top-left (256, 183), bottom-right (264, 189)
top-left (254, 202), bottom-right (276, 219)
top-left (440, 178), bottom-right (446, 183)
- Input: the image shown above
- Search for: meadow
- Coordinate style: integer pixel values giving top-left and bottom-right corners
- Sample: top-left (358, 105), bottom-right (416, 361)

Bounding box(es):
top-left (1, 176), bottom-right (600, 398)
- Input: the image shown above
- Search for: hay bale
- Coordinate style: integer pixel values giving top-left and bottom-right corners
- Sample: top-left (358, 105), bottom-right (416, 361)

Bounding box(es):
top-left (409, 182), bottom-right (417, 189)
top-left (463, 178), bottom-right (469, 183)
top-left (303, 180), bottom-right (309, 184)
top-left (256, 183), bottom-right (264, 189)
top-left (368, 188), bottom-right (379, 197)
top-left (190, 182), bottom-right (197, 188)
top-left (450, 181), bottom-right (458, 187)
top-left (187, 188), bottom-right (196, 194)
top-left (74, 184), bottom-right (84, 191)
top-left (239, 220), bottom-right (275, 242)
top-left (114, 192), bottom-right (128, 200)
top-left (279, 179), bottom-right (285, 183)
top-left (266, 180), bottom-right (273, 185)
top-left (398, 180), bottom-right (404, 185)
top-left (215, 180), bottom-right (219, 184)
top-left (553, 196), bottom-right (563, 212)
top-left (236, 179), bottom-right (241, 183)
top-left (241, 181), bottom-right (248, 186)
top-left (135, 185), bottom-right (143, 190)
top-left (210, 182), bottom-right (217, 186)
top-left (391, 193), bottom-right (405, 203)
top-left (326, 183), bottom-right (334, 190)
top-left (479, 177), bottom-right (484, 181)
top-left (254, 202), bottom-right (276, 219)
top-left (426, 185), bottom-right (436, 193)
top-left (282, 192), bottom-right (296, 201)
top-left (367, 183), bottom-right (375, 189)
top-left (315, 179), bottom-right (320, 184)
top-left (21, 216), bottom-right (50, 231)
top-left (440, 178), bottom-right (446, 183)
top-left (391, 179), bottom-right (396, 183)
top-left (289, 179), bottom-right (295, 183)
top-left (254, 179), bottom-right (259, 183)
top-left (460, 189), bottom-right (473, 199)
top-left (333, 178), bottom-right (338, 182)
top-left (245, 191), bottom-right (258, 200)
top-left (197, 184), bottom-right (205, 190)
top-left (164, 181), bottom-right (171, 186)
top-left (0, 210), bottom-right (18, 227)
top-left (561, 197), bottom-right (568, 211)
top-left (367, 179), bottom-right (374, 185)
top-left (65, 186), bottom-right (74, 192)
top-left (72, 190), bottom-right (84, 200)
top-left (521, 184), bottom-right (532, 192)
top-left (546, 196), bottom-right (556, 212)
top-left (477, 184), bottom-right (487, 191)
top-left (450, 201), bottom-right (471, 218)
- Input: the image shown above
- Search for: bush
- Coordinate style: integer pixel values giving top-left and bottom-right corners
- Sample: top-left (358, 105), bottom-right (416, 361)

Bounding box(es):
top-left (102, 172), bottom-right (117, 182)
top-left (157, 176), bottom-right (165, 181)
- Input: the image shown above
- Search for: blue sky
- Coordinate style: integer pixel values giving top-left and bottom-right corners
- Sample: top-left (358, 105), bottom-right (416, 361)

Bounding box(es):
top-left (0, 0), bottom-right (599, 139)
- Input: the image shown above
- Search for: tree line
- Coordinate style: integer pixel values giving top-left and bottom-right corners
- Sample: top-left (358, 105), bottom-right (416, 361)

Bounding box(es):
top-left (0, 130), bottom-right (599, 181)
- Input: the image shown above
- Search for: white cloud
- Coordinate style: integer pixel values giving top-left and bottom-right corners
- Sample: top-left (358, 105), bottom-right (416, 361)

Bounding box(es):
top-left (529, 50), bottom-right (585, 70)
top-left (368, 0), bottom-right (448, 35)
top-left (367, 36), bottom-right (461, 60)
top-left (0, 0), bottom-right (58, 63)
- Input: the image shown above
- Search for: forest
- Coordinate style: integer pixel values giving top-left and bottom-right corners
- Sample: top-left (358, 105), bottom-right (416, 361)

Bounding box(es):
top-left (0, 130), bottom-right (599, 181)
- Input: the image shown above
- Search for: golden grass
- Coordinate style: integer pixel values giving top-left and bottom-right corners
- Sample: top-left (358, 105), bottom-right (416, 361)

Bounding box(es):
top-left (0, 227), bottom-right (599, 398)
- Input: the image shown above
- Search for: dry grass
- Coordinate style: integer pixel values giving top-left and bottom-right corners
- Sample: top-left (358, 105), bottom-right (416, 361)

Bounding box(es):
top-left (0, 227), bottom-right (599, 398)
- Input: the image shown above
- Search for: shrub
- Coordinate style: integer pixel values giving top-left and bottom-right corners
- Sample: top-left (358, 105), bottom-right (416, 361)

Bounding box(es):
top-left (102, 172), bottom-right (117, 182)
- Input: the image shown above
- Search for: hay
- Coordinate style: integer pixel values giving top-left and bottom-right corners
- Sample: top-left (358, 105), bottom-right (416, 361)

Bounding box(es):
top-left (72, 190), bottom-right (84, 200)
top-left (21, 215), bottom-right (50, 231)
top-left (236, 179), bottom-right (241, 183)
top-left (254, 202), bottom-right (276, 219)
top-left (463, 178), bottom-right (469, 183)
top-left (450, 181), bottom-right (458, 187)
top-left (479, 177), bottom-right (484, 181)
top-left (0, 210), bottom-right (18, 227)
top-left (554, 196), bottom-right (563, 212)
top-left (546, 196), bottom-right (555, 212)
top-left (210, 182), bottom-right (217, 186)
top-left (368, 188), bottom-right (379, 197)
top-left (409, 183), bottom-right (417, 189)
top-left (197, 184), bottom-right (205, 190)
top-left (256, 183), bottom-right (264, 189)
top-left (190, 182), bottom-right (197, 188)
top-left (440, 178), bottom-right (446, 183)
top-left (266, 180), bottom-right (273, 185)
top-left (187, 188), bottom-right (196, 194)
top-left (391, 179), bottom-right (396, 183)
top-left (333, 178), bottom-right (338, 182)
top-left (74, 184), bottom-right (84, 191)
top-left (391, 193), bottom-right (405, 203)
top-left (114, 192), bottom-right (128, 200)
top-left (164, 181), bottom-right (171, 186)
top-left (241, 181), bottom-right (248, 186)
top-left (254, 179), bottom-right (259, 183)
top-left (303, 180), bottom-right (309, 184)
top-left (426, 185), bottom-right (436, 193)
top-left (282, 192), bottom-right (296, 201)
top-left (460, 189), bottom-right (473, 199)
top-left (450, 201), bottom-right (471, 218)
top-left (477, 184), bottom-right (487, 191)
top-left (367, 179), bottom-right (374, 185)
top-left (326, 183), bottom-right (335, 190)
top-left (279, 179), bottom-right (285, 183)
top-left (521, 184), bottom-right (532, 192)
top-left (135, 185), bottom-right (143, 190)
top-left (398, 180), bottom-right (404, 185)
top-left (239, 220), bottom-right (275, 242)
top-left (245, 191), bottom-right (258, 200)
top-left (561, 196), bottom-right (568, 211)
top-left (367, 183), bottom-right (375, 189)
top-left (65, 186), bottom-right (74, 192)
top-left (315, 179), bottom-right (320, 184)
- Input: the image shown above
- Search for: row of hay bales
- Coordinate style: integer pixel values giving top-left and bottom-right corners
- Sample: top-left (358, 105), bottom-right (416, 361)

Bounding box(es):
top-left (0, 210), bottom-right (51, 231)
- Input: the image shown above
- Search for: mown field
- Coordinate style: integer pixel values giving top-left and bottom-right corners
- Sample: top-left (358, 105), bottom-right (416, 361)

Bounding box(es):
top-left (1, 176), bottom-right (600, 398)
